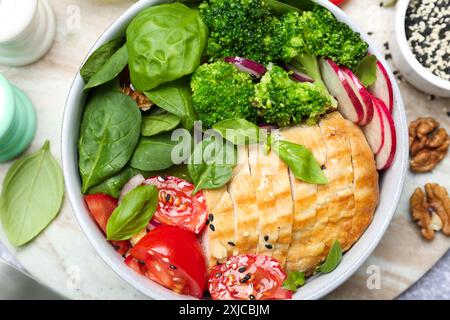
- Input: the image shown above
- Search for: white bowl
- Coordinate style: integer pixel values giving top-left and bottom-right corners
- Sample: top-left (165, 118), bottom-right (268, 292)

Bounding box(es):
top-left (62, 0), bottom-right (409, 300)
top-left (390, 0), bottom-right (450, 97)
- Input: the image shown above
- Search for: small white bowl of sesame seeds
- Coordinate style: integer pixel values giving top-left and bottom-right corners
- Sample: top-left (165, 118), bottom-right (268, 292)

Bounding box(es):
top-left (391, 0), bottom-right (450, 97)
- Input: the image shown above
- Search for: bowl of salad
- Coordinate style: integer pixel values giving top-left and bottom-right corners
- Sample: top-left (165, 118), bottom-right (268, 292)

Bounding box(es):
top-left (62, 0), bottom-right (409, 300)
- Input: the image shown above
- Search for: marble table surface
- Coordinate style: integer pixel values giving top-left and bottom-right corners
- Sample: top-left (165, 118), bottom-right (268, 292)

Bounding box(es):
top-left (0, 0), bottom-right (450, 300)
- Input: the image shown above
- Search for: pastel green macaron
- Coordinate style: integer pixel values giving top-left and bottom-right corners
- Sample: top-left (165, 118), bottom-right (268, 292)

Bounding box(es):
top-left (0, 74), bottom-right (36, 163)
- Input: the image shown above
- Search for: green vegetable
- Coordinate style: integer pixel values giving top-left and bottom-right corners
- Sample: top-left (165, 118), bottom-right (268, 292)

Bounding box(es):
top-left (355, 55), bottom-right (378, 87)
top-left (282, 271), bottom-right (306, 292)
top-left (212, 118), bottom-right (260, 145)
top-left (272, 139), bottom-right (327, 184)
top-left (0, 141), bottom-right (64, 246)
top-left (106, 185), bottom-right (158, 240)
top-left (142, 113), bottom-right (181, 137)
top-left (188, 135), bottom-right (237, 195)
top-left (144, 79), bottom-right (197, 130)
top-left (78, 89), bottom-right (141, 193)
top-left (191, 61), bottom-right (257, 128)
top-left (318, 240), bottom-right (343, 273)
top-left (130, 133), bottom-right (178, 171)
top-left (80, 38), bottom-right (125, 83)
top-left (84, 44), bottom-right (128, 90)
top-left (254, 64), bottom-right (332, 126)
top-left (126, 3), bottom-right (207, 91)
top-left (148, 165), bottom-right (193, 183)
top-left (88, 167), bottom-right (141, 199)
top-left (199, 0), bottom-right (277, 63)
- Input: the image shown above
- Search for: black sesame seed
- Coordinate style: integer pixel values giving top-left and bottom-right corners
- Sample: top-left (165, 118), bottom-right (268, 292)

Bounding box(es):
top-left (165, 194), bottom-right (171, 202)
top-left (209, 213), bottom-right (214, 222)
top-left (160, 175), bottom-right (167, 181)
top-left (170, 265), bottom-right (178, 270)
top-left (227, 241), bottom-right (236, 246)
top-left (264, 235), bottom-right (269, 241)
top-left (385, 54), bottom-right (392, 60)
top-left (379, 2), bottom-right (384, 7)
top-left (265, 244), bottom-right (273, 250)
top-left (321, 164), bottom-right (326, 170)
top-left (215, 272), bottom-right (222, 278)
top-left (383, 42), bottom-right (389, 50)
top-left (209, 224), bottom-right (215, 232)
top-left (240, 274), bottom-right (251, 283)
top-left (238, 267), bottom-right (246, 273)
top-left (368, 31), bottom-right (374, 35)
top-left (205, 219), bottom-right (210, 226)
top-left (249, 295), bottom-right (256, 300)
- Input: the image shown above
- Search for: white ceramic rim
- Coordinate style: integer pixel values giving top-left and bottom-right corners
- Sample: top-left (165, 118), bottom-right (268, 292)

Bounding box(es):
top-left (62, 0), bottom-right (409, 300)
top-left (395, 0), bottom-right (450, 91)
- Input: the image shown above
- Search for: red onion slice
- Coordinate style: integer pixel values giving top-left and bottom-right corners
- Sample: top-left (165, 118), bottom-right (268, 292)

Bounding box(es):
top-left (285, 64), bottom-right (314, 83)
top-left (119, 174), bottom-right (145, 204)
top-left (148, 219), bottom-right (161, 231)
top-left (224, 57), bottom-right (266, 78)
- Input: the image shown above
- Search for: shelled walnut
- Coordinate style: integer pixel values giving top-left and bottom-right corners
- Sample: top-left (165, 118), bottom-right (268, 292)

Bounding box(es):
top-left (409, 117), bottom-right (450, 172)
top-left (410, 183), bottom-right (450, 240)
top-left (122, 85), bottom-right (153, 111)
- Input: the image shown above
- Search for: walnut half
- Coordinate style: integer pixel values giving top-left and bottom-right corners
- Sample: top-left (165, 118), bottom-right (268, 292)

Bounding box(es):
top-left (122, 85), bottom-right (154, 111)
top-left (409, 117), bottom-right (450, 173)
top-left (410, 183), bottom-right (450, 240)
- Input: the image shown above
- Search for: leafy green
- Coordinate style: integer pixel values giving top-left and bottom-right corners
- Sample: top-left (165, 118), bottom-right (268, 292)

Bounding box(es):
top-left (188, 135), bottom-right (237, 195)
top-left (212, 118), bottom-right (260, 145)
top-left (130, 133), bottom-right (179, 171)
top-left (126, 3), bottom-right (207, 91)
top-left (106, 185), bottom-right (158, 240)
top-left (355, 55), bottom-right (378, 87)
top-left (318, 240), bottom-right (343, 273)
top-left (264, 0), bottom-right (315, 15)
top-left (282, 271), bottom-right (306, 292)
top-left (142, 113), bottom-right (181, 137)
top-left (80, 38), bottom-right (125, 83)
top-left (84, 44), bottom-right (128, 90)
top-left (88, 167), bottom-right (141, 199)
top-left (272, 139), bottom-right (327, 184)
top-left (148, 165), bottom-right (193, 183)
top-left (78, 89), bottom-right (141, 193)
top-left (0, 141), bottom-right (64, 246)
top-left (144, 79), bottom-right (197, 130)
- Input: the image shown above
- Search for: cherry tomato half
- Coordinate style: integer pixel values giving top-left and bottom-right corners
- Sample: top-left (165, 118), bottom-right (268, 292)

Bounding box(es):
top-left (144, 176), bottom-right (208, 234)
top-left (330, 0), bottom-right (345, 5)
top-left (84, 194), bottom-right (130, 255)
top-left (130, 225), bottom-right (207, 298)
top-left (208, 254), bottom-right (292, 300)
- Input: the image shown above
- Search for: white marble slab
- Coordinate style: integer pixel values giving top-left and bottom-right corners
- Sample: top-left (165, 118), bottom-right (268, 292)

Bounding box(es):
top-left (0, 0), bottom-right (449, 300)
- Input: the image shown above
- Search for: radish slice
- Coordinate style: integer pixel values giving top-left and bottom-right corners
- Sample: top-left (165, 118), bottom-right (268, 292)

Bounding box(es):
top-left (119, 174), bottom-right (145, 204)
top-left (284, 64), bottom-right (314, 83)
top-left (224, 57), bottom-right (266, 78)
top-left (369, 60), bottom-right (394, 113)
top-left (342, 67), bottom-right (374, 126)
top-left (373, 98), bottom-right (396, 170)
top-left (363, 95), bottom-right (385, 155)
top-left (319, 58), bottom-right (364, 123)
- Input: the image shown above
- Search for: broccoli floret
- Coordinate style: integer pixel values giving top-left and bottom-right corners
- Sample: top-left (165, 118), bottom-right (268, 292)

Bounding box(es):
top-left (254, 64), bottom-right (332, 127)
top-left (191, 61), bottom-right (257, 128)
top-left (199, 0), bottom-right (277, 64)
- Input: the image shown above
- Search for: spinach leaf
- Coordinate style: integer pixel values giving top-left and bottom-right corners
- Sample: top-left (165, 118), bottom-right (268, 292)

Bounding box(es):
top-left (79, 90), bottom-right (141, 193)
top-left (130, 133), bottom-right (178, 171)
top-left (264, 0), bottom-right (315, 15)
top-left (272, 140), bottom-right (328, 184)
top-left (318, 240), bottom-right (343, 273)
top-left (144, 78), bottom-right (197, 130)
top-left (282, 271), bottom-right (306, 292)
top-left (188, 135), bottom-right (237, 195)
top-left (0, 141), bottom-right (64, 246)
top-left (126, 3), bottom-right (207, 91)
top-left (147, 165), bottom-right (193, 183)
top-left (212, 118), bottom-right (260, 145)
top-left (84, 44), bottom-right (128, 90)
top-left (355, 55), bottom-right (378, 87)
top-left (80, 38), bottom-right (125, 83)
top-left (88, 167), bottom-right (141, 199)
top-left (106, 185), bottom-right (158, 240)
top-left (142, 113), bottom-right (181, 137)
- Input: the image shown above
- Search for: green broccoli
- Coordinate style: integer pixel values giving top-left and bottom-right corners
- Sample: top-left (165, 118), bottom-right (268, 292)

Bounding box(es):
top-left (199, 0), bottom-right (277, 64)
top-left (254, 64), bottom-right (332, 127)
top-left (191, 61), bottom-right (257, 128)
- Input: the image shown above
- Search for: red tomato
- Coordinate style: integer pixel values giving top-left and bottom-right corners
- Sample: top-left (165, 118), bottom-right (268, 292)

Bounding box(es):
top-left (330, 0), bottom-right (345, 5)
top-left (208, 254), bottom-right (292, 300)
top-left (84, 194), bottom-right (130, 255)
top-left (124, 255), bottom-right (147, 274)
top-left (144, 176), bottom-right (208, 234)
top-left (130, 225), bottom-right (207, 298)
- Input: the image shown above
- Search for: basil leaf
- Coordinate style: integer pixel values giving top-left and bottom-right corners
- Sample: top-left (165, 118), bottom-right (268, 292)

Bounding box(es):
top-left (355, 55), bottom-right (378, 87)
top-left (0, 141), bottom-right (64, 246)
top-left (282, 271), bottom-right (306, 292)
top-left (212, 118), bottom-right (260, 145)
top-left (142, 113), bottom-right (181, 137)
top-left (106, 185), bottom-right (158, 240)
top-left (147, 165), bottom-right (193, 183)
top-left (264, 0), bottom-right (315, 15)
top-left (80, 38), bottom-right (125, 83)
top-left (79, 89), bottom-right (141, 193)
top-left (84, 44), bottom-right (128, 90)
top-left (88, 167), bottom-right (141, 199)
top-left (188, 135), bottom-right (237, 195)
top-left (318, 240), bottom-right (343, 273)
top-left (272, 140), bottom-right (328, 184)
top-left (144, 78), bottom-right (198, 131)
top-left (130, 133), bottom-right (178, 171)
